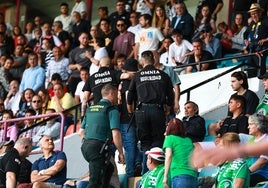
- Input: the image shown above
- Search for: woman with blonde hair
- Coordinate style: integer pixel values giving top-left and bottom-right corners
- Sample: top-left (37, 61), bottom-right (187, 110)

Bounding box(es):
top-left (152, 5), bottom-right (170, 36)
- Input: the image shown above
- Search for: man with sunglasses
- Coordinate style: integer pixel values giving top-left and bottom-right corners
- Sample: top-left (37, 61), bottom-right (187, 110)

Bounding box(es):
top-left (0, 138), bottom-right (32, 188)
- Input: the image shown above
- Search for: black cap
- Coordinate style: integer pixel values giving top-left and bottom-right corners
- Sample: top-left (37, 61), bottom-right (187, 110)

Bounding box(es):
top-left (201, 25), bottom-right (212, 32)
top-left (123, 58), bottom-right (138, 72)
top-left (0, 140), bottom-right (14, 149)
top-left (258, 72), bottom-right (268, 79)
top-left (51, 73), bottom-right (62, 81)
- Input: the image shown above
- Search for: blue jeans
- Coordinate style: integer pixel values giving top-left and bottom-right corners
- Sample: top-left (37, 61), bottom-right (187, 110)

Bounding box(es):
top-left (120, 123), bottom-right (142, 177)
top-left (172, 174), bottom-right (197, 188)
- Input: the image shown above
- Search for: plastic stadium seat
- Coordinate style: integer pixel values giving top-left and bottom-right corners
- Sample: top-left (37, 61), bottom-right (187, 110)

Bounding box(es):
top-left (65, 123), bottom-right (81, 136)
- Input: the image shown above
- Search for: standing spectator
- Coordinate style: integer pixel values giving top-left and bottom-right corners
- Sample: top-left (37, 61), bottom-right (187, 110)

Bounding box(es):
top-left (244, 3), bottom-right (268, 77)
top-left (79, 84), bottom-right (125, 188)
top-left (133, 0), bottom-right (155, 16)
top-left (74, 67), bottom-right (89, 104)
top-left (31, 135), bottom-right (67, 187)
top-left (163, 118), bottom-right (198, 188)
top-left (127, 50), bottom-right (174, 173)
top-left (19, 53), bottom-right (45, 93)
top-left (134, 14), bottom-right (164, 59)
top-left (71, 11), bottom-right (90, 49)
top-left (54, 3), bottom-right (73, 33)
top-left (108, 0), bottom-right (131, 32)
top-left (127, 11), bottom-right (141, 35)
top-left (4, 80), bottom-right (21, 116)
top-left (0, 137), bottom-right (32, 188)
top-left (10, 44), bottom-right (27, 80)
top-left (152, 5), bottom-right (170, 37)
top-left (68, 32), bottom-right (93, 95)
top-left (113, 19), bottom-right (135, 63)
top-left (186, 38), bottom-right (215, 73)
top-left (53, 21), bottom-right (71, 56)
top-left (71, 0), bottom-right (88, 20)
top-left (170, 2), bottom-right (194, 42)
top-left (46, 47), bottom-right (70, 86)
top-left (182, 101), bottom-right (206, 142)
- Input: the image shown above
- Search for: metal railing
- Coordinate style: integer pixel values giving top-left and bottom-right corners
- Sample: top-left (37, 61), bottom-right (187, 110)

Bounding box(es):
top-left (1, 112), bottom-right (65, 151)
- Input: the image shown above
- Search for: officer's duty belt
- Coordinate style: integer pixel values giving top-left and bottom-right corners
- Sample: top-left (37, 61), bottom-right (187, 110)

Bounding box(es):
top-left (141, 103), bottom-right (163, 108)
top-left (82, 138), bottom-right (105, 144)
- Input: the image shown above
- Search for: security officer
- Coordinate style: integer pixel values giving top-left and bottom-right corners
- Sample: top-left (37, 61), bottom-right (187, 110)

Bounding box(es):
top-left (79, 83), bottom-right (125, 188)
top-left (81, 56), bottom-right (130, 116)
top-left (127, 50), bottom-right (174, 172)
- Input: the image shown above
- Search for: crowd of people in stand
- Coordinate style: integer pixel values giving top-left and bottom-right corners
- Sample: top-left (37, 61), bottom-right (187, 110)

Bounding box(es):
top-left (1, 0), bottom-right (268, 187)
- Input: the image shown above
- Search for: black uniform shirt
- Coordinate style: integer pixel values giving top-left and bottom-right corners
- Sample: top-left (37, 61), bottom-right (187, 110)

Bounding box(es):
top-left (127, 65), bottom-right (174, 106)
top-left (83, 67), bottom-right (122, 104)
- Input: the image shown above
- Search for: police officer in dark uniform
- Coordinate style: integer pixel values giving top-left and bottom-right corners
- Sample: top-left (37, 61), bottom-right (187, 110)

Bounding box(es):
top-left (79, 84), bottom-right (125, 188)
top-left (81, 57), bottom-right (128, 116)
top-left (127, 50), bottom-right (174, 173)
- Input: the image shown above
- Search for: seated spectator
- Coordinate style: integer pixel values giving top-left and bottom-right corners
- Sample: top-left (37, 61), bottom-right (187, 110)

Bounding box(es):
top-left (152, 5), bottom-right (170, 37)
top-left (30, 135), bottom-right (67, 187)
top-left (19, 109), bottom-right (39, 140)
top-left (247, 114), bottom-right (268, 187)
top-left (200, 25), bottom-right (222, 59)
top-left (28, 27), bottom-right (42, 54)
top-left (47, 73), bottom-right (68, 98)
top-left (216, 95), bottom-right (249, 137)
top-left (159, 37), bottom-right (174, 67)
top-left (4, 79), bottom-right (21, 116)
top-left (40, 38), bottom-right (54, 70)
top-left (32, 108), bottom-right (61, 146)
top-left (16, 88), bottom-right (35, 118)
top-left (217, 21), bottom-right (234, 54)
top-left (10, 44), bottom-right (27, 80)
top-left (133, 0), bottom-right (155, 16)
top-left (74, 67), bottom-right (89, 104)
top-left (37, 89), bottom-right (51, 111)
top-left (24, 21), bottom-right (34, 42)
top-left (186, 38), bottom-right (215, 73)
top-left (31, 94), bottom-right (45, 116)
top-left (1, 110), bottom-right (18, 141)
top-left (0, 98), bottom-right (5, 120)
top-left (114, 54), bottom-right (126, 71)
top-left (0, 56), bottom-right (14, 99)
top-left (182, 101), bottom-right (206, 142)
top-left (169, 29), bottom-right (193, 66)
top-left (137, 147), bottom-right (168, 187)
top-left (214, 132), bottom-right (249, 187)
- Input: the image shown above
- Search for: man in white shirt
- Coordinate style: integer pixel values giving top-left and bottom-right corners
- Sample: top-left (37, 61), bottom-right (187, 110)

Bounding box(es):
top-left (54, 3), bottom-right (73, 33)
top-left (71, 0), bottom-right (88, 20)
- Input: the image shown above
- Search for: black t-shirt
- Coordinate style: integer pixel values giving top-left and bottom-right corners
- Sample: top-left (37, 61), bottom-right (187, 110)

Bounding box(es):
top-left (0, 148), bottom-right (21, 187)
top-left (188, 50), bottom-right (216, 70)
top-left (18, 159), bottom-right (32, 183)
top-left (83, 67), bottom-right (122, 104)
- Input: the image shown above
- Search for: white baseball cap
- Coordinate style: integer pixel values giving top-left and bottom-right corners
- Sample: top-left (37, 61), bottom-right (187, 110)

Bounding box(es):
top-left (145, 147), bottom-right (165, 162)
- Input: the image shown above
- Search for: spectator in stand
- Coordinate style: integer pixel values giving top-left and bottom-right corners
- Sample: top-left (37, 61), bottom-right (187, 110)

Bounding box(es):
top-left (200, 25), bottom-right (222, 59)
top-left (33, 16), bottom-right (42, 28)
top-left (186, 38), bottom-right (215, 73)
top-left (88, 25), bottom-right (100, 47)
top-left (71, 0), bottom-right (88, 20)
top-left (159, 37), bottom-right (174, 66)
top-left (0, 12), bottom-right (13, 36)
top-left (40, 38), bottom-right (54, 71)
top-left (32, 108), bottom-right (61, 146)
top-left (19, 109), bottom-right (39, 140)
top-left (232, 0), bottom-right (256, 24)
top-left (0, 98), bottom-right (4, 120)
top-left (16, 88), bottom-right (35, 118)
top-left (115, 54), bottom-right (126, 71)
top-left (46, 47), bottom-right (70, 86)
top-left (53, 21), bottom-right (71, 57)
top-left (170, 2), bottom-right (194, 42)
top-left (0, 54), bottom-right (7, 66)
top-left (1, 110), bottom-right (18, 141)
top-left (0, 31), bottom-right (10, 57)
top-left (195, 0), bottom-right (224, 21)
top-left (169, 29), bottom-right (193, 67)
top-left (152, 5), bottom-right (170, 37)
top-left (19, 53), bottom-right (45, 93)
top-left (127, 11), bottom-right (141, 35)
top-left (256, 72), bottom-right (268, 118)
top-left (71, 11), bottom-right (90, 49)
top-left (68, 32), bottom-right (93, 96)
top-left (4, 80), bottom-right (21, 116)
top-left (47, 73), bottom-right (68, 98)
top-left (30, 135), bottom-right (67, 187)
top-left (74, 67), bottom-right (89, 104)
top-left (28, 27), bottom-right (42, 54)
top-left (99, 18), bottom-right (118, 59)
top-left (37, 89), bottom-right (51, 112)
top-left (182, 101), bottom-right (206, 142)
top-left (247, 114), bottom-right (268, 186)
top-left (54, 2), bottom-right (73, 34)
top-left (24, 21), bottom-right (34, 42)
top-left (163, 118), bottom-right (198, 188)
top-left (108, 0), bottom-right (131, 32)
top-left (113, 18), bottom-right (135, 63)
top-left (41, 22), bottom-right (63, 52)
top-left (10, 44), bottom-right (27, 80)
top-left (134, 14), bottom-right (164, 59)
top-left (30, 94), bottom-right (45, 116)
top-left (133, 0), bottom-right (155, 16)
top-left (192, 5), bottom-right (216, 41)
top-left (216, 95), bottom-right (249, 137)
top-left (12, 26), bottom-right (23, 48)
top-left (98, 6), bottom-right (109, 20)
top-left (0, 56), bottom-right (14, 99)
top-left (0, 22), bottom-right (14, 56)
top-left (244, 3), bottom-right (268, 77)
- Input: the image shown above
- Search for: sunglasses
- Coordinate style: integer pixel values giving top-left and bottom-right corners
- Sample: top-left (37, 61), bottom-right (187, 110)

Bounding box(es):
top-left (32, 100), bottom-right (41, 103)
top-left (117, 24), bottom-right (125, 27)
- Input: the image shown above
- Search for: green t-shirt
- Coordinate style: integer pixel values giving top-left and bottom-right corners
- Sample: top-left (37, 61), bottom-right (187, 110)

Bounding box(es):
top-left (216, 158), bottom-right (249, 188)
top-left (139, 164), bottom-right (168, 188)
top-left (163, 135), bottom-right (197, 178)
top-left (81, 99), bottom-right (120, 142)
top-left (256, 91), bottom-right (268, 115)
